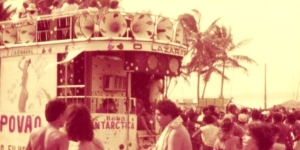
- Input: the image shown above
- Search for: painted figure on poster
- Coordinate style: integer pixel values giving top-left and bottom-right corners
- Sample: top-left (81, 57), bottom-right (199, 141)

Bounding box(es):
top-left (18, 56), bottom-right (31, 112)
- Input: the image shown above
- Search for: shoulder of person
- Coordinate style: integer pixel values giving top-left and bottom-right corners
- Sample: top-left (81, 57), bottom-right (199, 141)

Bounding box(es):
top-left (92, 138), bottom-right (104, 150)
top-left (170, 125), bottom-right (189, 137)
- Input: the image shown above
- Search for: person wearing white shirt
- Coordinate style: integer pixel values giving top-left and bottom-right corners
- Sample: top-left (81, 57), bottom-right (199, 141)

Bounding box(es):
top-left (60, 0), bottom-right (79, 13)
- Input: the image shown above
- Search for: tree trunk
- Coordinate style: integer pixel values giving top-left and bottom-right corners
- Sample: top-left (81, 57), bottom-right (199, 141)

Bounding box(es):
top-left (202, 81), bottom-right (207, 99)
top-left (197, 73), bottom-right (201, 104)
top-left (220, 60), bottom-right (225, 98)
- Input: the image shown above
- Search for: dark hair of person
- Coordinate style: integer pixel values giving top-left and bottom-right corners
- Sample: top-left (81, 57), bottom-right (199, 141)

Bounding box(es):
top-left (220, 118), bottom-right (233, 132)
top-left (202, 106), bottom-right (208, 113)
top-left (53, 0), bottom-right (60, 7)
top-left (89, 0), bottom-right (98, 7)
top-left (65, 104), bottom-right (94, 142)
top-left (227, 104), bottom-right (237, 114)
top-left (202, 114), bottom-right (215, 124)
top-left (218, 118), bottom-right (234, 141)
top-left (45, 99), bottom-right (66, 122)
top-left (156, 99), bottom-right (180, 119)
top-left (67, 0), bottom-right (76, 4)
top-left (251, 109), bottom-right (261, 120)
top-left (109, 0), bottom-right (119, 9)
top-left (272, 112), bottom-right (283, 123)
top-left (286, 113), bottom-right (296, 124)
top-left (247, 122), bottom-right (275, 150)
top-left (240, 107), bottom-right (249, 114)
top-left (208, 105), bottom-right (215, 112)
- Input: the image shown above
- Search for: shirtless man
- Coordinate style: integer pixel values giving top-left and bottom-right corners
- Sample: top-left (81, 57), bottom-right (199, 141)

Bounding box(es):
top-left (25, 99), bottom-right (69, 150)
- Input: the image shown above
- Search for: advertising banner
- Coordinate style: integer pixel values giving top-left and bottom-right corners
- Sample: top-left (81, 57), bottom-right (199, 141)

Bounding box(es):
top-left (0, 113), bottom-right (137, 150)
top-left (0, 112), bottom-right (47, 150)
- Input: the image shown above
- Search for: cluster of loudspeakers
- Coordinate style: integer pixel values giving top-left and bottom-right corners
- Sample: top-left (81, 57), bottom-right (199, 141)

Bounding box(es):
top-left (75, 12), bottom-right (187, 45)
top-left (0, 11), bottom-right (187, 46)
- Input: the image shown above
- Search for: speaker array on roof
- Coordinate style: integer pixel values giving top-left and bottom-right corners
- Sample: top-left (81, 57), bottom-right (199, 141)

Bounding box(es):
top-left (0, 12), bottom-right (187, 46)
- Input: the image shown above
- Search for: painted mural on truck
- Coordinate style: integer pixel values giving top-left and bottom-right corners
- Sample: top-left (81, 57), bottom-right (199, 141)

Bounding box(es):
top-left (0, 54), bottom-right (57, 113)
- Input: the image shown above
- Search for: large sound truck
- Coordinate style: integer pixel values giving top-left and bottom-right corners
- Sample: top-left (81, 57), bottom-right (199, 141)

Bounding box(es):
top-left (0, 9), bottom-right (188, 150)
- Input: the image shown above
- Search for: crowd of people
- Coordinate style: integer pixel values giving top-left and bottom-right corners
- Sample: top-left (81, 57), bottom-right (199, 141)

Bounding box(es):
top-left (177, 101), bottom-right (300, 150)
top-left (24, 97), bottom-right (300, 150)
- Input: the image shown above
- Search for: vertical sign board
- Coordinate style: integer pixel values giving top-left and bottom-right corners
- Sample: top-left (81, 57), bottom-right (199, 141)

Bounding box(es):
top-left (0, 54), bottom-right (57, 149)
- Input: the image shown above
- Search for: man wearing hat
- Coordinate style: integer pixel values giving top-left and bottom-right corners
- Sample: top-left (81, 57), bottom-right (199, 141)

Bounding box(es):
top-left (24, 3), bottom-right (38, 19)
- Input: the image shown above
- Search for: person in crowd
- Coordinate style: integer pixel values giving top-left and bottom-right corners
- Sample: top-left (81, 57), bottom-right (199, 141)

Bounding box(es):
top-left (148, 99), bottom-right (192, 150)
top-left (196, 106), bottom-right (209, 127)
top-left (136, 99), bottom-right (156, 135)
top-left (23, 3), bottom-right (38, 19)
top-left (272, 112), bottom-right (293, 150)
top-left (192, 114), bottom-right (218, 150)
top-left (286, 112), bottom-right (300, 149)
top-left (25, 99), bottom-right (69, 150)
top-left (248, 109), bottom-right (262, 124)
top-left (225, 103), bottom-right (239, 122)
top-left (60, 0), bottom-right (79, 13)
top-left (37, 0), bottom-right (51, 15)
top-left (50, 0), bottom-right (61, 14)
top-left (242, 122), bottom-right (275, 150)
top-left (237, 113), bottom-right (248, 132)
top-left (87, 0), bottom-right (99, 11)
top-left (78, 0), bottom-right (90, 9)
top-left (208, 105), bottom-right (219, 119)
top-left (96, 98), bottom-right (118, 113)
top-left (213, 118), bottom-right (240, 150)
top-left (218, 111), bottom-right (225, 120)
top-left (65, 104), bottom-right (104, 150)
top-left (271, 124), bottom-right (287, 150)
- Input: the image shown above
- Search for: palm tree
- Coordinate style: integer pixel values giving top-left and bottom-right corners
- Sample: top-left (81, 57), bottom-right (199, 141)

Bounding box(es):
top-left (178, 11), bottom-right (224, 103)
top-left (211, 25), bottom-right (257, 98)
top-left (178, 10), bottom-right (257, 103)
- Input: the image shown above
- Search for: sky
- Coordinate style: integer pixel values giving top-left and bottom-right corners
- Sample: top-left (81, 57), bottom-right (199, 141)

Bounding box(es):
top-left (120, 0), bottom-right (300, 108)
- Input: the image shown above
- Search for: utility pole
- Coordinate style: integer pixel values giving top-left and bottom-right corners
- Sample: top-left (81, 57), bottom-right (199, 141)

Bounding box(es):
top-left (264, 63), bottom-right (267, 109)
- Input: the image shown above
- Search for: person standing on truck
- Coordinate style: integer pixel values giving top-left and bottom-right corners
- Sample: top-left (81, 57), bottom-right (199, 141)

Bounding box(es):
top-left (148, 99), bottom-right (192, 150)
top-left (25, 99), bottom-right (69, 150)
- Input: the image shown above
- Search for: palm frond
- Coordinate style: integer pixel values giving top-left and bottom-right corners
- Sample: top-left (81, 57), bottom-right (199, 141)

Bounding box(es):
top-left (230, 55), bottom-right (258, 65)
top-left (0, 2), bottom-right (14, 21)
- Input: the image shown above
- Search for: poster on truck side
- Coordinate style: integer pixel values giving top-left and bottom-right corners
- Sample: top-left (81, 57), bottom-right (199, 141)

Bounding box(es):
top-left (0, 54), bottom-right (57, 113)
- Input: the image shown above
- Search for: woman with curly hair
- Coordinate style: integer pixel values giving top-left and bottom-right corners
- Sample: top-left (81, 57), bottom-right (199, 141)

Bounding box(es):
top-left (65, 104), bottom-right (104, 150)
top-left (242, 122), bottom-right (275, 150)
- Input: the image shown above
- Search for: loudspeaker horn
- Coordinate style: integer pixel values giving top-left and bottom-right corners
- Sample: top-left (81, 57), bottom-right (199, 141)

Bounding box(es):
top-left (130, 14), bottom-right (154, 39)
top-left (74, 12), bottom-right (94, 39)
top-left (174, 22), bottom-right (187, 46)
top-left (2, 27), bottom-right (17, 45)
top-left (156, 17), bottom-right (174, 42)
top-left (99, 12), bottom-right (127, 37)
top-left (19, 24), bottom-right (36, 43)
